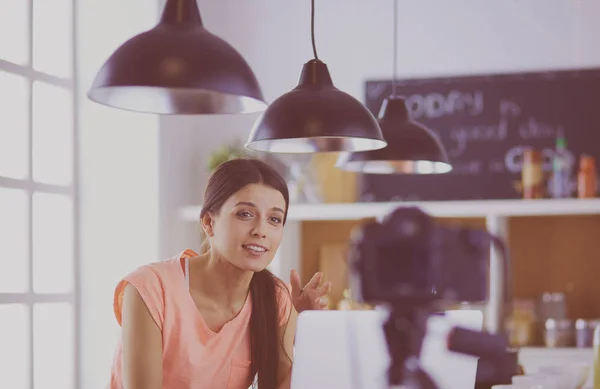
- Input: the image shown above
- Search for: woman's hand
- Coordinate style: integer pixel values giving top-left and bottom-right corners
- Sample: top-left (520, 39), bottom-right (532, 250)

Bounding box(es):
top-left (290, 269), bottom-right (332, 313)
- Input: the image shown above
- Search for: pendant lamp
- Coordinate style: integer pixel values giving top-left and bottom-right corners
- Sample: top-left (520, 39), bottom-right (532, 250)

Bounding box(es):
top-left (245, 0), bottom-right (386, 153)
top-left (336, 0), bottom-right (452, 174)
top-left (87, 0), bottom-right (267, 115)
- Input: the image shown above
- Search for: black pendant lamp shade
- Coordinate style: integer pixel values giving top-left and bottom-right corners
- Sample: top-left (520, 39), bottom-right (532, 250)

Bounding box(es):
top-left (336, 0), bottom-right (451, 174)
top-left (245, 59), bottom-right (386, 153)
top-left (87, 0), bottom-right (267, 115)
top-left (336, 96), bottom-right (452, 174)
top-left (245, 0), bottom-right (386, 153)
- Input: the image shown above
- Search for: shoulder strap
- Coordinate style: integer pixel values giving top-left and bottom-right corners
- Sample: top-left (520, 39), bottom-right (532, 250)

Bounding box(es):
top-left (185, 257), bottom-right (190, 290)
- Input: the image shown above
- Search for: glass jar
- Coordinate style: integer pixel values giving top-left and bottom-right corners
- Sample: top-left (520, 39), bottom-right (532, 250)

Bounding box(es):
top-left (576, 319), bottom-right (600, 348)
top-left (544, 318), bottom-right (574, 348)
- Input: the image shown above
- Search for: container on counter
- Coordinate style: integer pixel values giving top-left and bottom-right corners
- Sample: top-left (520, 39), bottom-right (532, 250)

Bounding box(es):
top-left (576, 319), bottom-right (600, 348)
top-left (578, 154), bottom-right (598, 198)
top-left (539, 292), bottom-right (568, 321)
top-left (549, 132), bottom-right (574, 198)
top-left (522, 149), bottom-right (545, 199)
top-left (337, 289), bottom-right (352, 311)
top-left (505, 299), bottom-right (537, 347)
top-left (594, 324), bottom-right (600, 389)
top-left (544, 318), bottom-right (574, 348)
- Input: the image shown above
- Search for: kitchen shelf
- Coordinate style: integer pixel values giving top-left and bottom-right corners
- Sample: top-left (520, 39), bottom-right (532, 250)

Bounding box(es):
top-left (178, 198), bottom-right (600, 222)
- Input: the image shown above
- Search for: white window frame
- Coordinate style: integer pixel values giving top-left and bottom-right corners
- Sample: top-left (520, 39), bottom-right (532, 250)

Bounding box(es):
top-left (0, 0), bottom-right (80, 387)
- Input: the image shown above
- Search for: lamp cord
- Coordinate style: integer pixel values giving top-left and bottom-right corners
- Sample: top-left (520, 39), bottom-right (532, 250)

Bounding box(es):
top-left (311, 0), bottom-right (319, 60)
top-left (392, 0), bottom-right (398, 97)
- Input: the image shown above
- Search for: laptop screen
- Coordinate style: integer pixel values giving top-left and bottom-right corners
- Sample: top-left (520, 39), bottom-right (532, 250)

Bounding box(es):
top-left (290, 309), bottom-right (483, 389)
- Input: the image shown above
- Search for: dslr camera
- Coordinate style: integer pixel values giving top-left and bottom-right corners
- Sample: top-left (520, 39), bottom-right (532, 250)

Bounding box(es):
top-left (348, 206), bottom-right (491, 307)
top-left (347, 206), bottom-right (515, 389)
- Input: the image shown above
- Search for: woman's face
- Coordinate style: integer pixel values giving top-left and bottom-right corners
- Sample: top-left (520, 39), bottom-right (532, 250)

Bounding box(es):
top-left (204, 183), bottom-right (287, 272)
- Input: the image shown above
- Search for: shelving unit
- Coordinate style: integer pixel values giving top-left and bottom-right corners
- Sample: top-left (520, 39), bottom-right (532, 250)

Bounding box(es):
top-left (283, 198), bottom-right (600, 220)
top-left (179, 198), bottom-right (600, 223)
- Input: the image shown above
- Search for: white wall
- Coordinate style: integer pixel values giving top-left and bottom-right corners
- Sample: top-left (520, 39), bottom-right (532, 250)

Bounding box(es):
top-left (76, 0), bottom-right (159, 388)
top-left (160, 0), bottom-right (600, 269)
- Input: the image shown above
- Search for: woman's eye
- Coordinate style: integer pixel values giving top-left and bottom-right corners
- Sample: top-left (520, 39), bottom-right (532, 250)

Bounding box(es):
top-left (270, 216), bottom-right (282, 224)
top-left (238, 211), bottom-right (253, 218)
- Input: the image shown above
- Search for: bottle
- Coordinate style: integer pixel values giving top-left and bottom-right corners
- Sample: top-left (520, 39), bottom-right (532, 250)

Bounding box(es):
top-left (522, 149), bottom-right (545, 199)
top-left (550, 132), bottom-right (574, 198)
top-left (594, 324), bottom-right (600, 389)
top-left (337, 289), bottom-right (353, 311)
top-left (578, 155), bottom-right (598, 198)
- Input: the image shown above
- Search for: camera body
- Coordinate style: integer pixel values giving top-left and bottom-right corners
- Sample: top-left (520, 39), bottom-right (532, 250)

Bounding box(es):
top-left (349, 206), bottom-right (490, 307)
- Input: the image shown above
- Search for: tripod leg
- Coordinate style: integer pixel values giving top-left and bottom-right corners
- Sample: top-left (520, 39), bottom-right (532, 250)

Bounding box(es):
top-left (383, 306), bottom-right (432, 387)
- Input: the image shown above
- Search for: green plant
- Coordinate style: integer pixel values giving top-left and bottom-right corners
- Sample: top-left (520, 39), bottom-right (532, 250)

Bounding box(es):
top-left (207, 142), bottom-right (254, 172)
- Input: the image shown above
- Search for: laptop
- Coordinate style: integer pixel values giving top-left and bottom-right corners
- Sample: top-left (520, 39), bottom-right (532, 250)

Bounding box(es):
top-left (290, 309), bottom-right (484, 389)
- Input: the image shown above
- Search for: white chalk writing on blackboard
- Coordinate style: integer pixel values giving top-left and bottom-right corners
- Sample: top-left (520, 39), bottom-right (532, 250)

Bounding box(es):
top-left (445, 93), bottom-right (565, 161)
top-left (366, 83), bottom-right (388, 103)
top-left (499, 100), bottom-right (521, 118)
top-left (488, 160), bottom-right (506, 173)
top-left (518, 117), bottom-right (563, 139)
top-left (407, 90), bottom-right (484, 119)
top-left (504, 145), bottom-right (576, 174)
top-left (448, 117), bottom-right (509, 157)
top-left (505, 145), bottom-right (530, 173)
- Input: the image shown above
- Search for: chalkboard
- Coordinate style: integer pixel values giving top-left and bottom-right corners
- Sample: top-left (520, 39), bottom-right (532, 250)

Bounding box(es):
top-left (359, 68), bottom-right (600, 201)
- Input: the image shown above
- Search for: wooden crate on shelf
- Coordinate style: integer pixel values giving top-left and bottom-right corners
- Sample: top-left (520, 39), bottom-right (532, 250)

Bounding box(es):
top-left (308, 153), bottom-right (358, 203)
top-left (318, 243), bottom-right (349, 310)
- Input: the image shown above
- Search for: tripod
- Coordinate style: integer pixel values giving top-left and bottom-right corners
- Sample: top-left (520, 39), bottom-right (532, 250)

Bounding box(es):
top-left (382, 303), bottom-right (515, 389)
top-left (383, 304), bottom-right (437, 389)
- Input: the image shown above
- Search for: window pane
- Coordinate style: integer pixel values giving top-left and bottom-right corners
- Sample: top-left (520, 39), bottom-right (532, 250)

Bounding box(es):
top-left (33, 0), bottom-right (72, 78)
top-left (32, 81), bottom-right (73, 186)
top-left (34, 303), bottom-right (74, 389)
top-left (0, 304), bottom-right (30, 389)
top-left (32, 193), bottom-right (73, 293)
top-left (0, 0), bottom-right (29, 65)
top-left (0, 188), bottom-right (29, 292)
top-left (0, 71), bottom-right (29, 179)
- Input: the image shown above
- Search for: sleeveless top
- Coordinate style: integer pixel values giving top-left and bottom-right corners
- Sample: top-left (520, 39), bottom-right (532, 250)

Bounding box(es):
top-left (108, 249), bottom-right (292, 389)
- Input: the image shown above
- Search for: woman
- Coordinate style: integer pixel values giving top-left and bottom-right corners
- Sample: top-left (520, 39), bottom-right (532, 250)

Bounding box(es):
top-left (109, 158), bottom-right (332, 389)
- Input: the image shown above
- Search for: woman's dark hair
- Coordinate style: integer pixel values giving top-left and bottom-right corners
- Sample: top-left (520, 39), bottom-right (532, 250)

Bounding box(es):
top-left (200, 157), bottom-right (291, 389)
